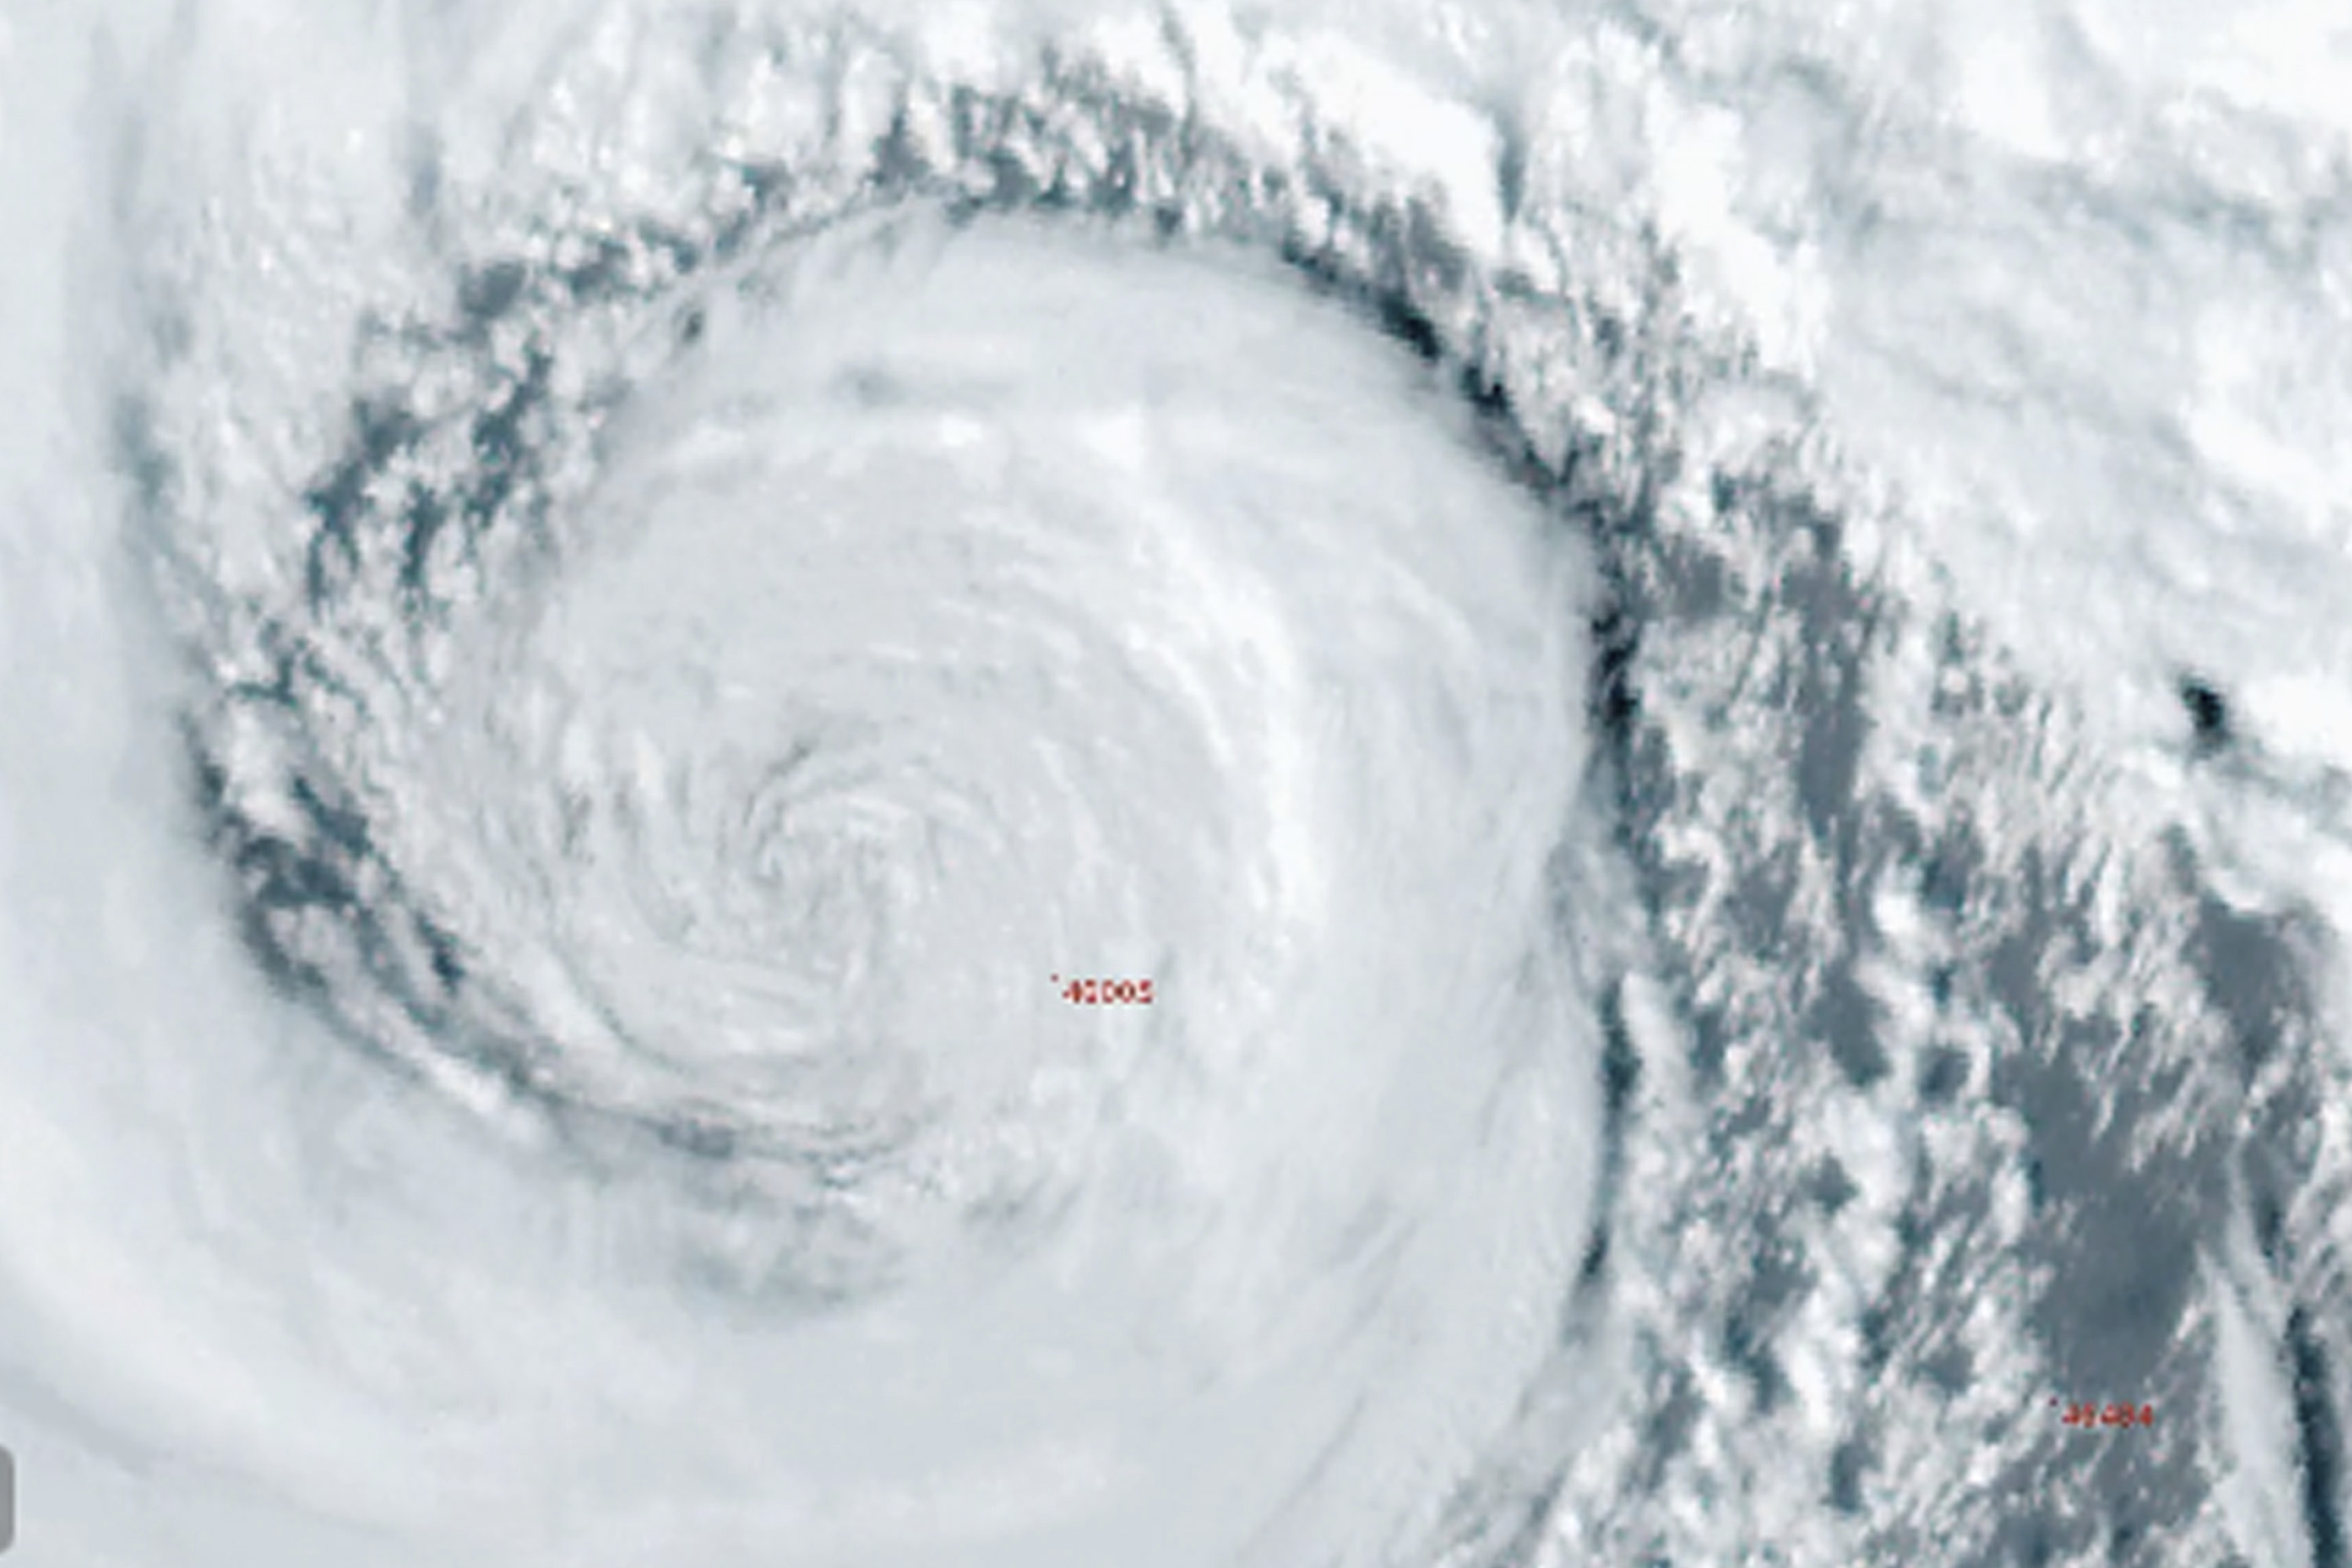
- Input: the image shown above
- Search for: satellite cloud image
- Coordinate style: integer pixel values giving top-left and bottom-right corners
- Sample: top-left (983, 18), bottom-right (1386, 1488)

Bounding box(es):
top-left (1, 0), bottom-right (2349, 1564)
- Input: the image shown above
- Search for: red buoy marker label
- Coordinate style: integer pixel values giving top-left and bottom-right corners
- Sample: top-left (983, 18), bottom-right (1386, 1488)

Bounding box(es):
top-left (1051, 975), bottom-right (1153, 1005)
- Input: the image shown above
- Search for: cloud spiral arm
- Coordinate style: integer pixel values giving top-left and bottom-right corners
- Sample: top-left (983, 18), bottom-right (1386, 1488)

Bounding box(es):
top-left (98, 13), bottom-right (1631, 1565)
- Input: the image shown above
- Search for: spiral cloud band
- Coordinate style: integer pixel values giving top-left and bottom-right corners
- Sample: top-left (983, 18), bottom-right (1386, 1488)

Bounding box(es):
top-left (306, 209), bottom-right (1606, 1562)
top-left (16, 0), bottom-right (2352, 1562)
top-left (0, 5), bottom-right (1632, 1562)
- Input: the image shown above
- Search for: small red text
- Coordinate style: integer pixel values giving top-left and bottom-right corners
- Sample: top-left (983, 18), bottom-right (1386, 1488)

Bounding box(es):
top-left (2051, 1400), bottom-right (2155, 1429)
top-left (1051, 975), bottom-right (1153, 1006)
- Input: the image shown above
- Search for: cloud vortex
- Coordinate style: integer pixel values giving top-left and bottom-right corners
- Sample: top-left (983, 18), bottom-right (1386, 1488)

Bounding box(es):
top-left (103, 18), bottom-right (1624, 1566)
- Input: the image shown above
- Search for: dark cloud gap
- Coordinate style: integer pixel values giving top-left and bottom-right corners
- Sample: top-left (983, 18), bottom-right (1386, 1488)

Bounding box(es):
top-left (122, 49), bottom-right (2352, 1565)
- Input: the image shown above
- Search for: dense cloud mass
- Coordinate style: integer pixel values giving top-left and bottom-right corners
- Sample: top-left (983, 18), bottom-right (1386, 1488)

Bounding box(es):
top-left (2, 0), bottom-right (2350, 1565)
